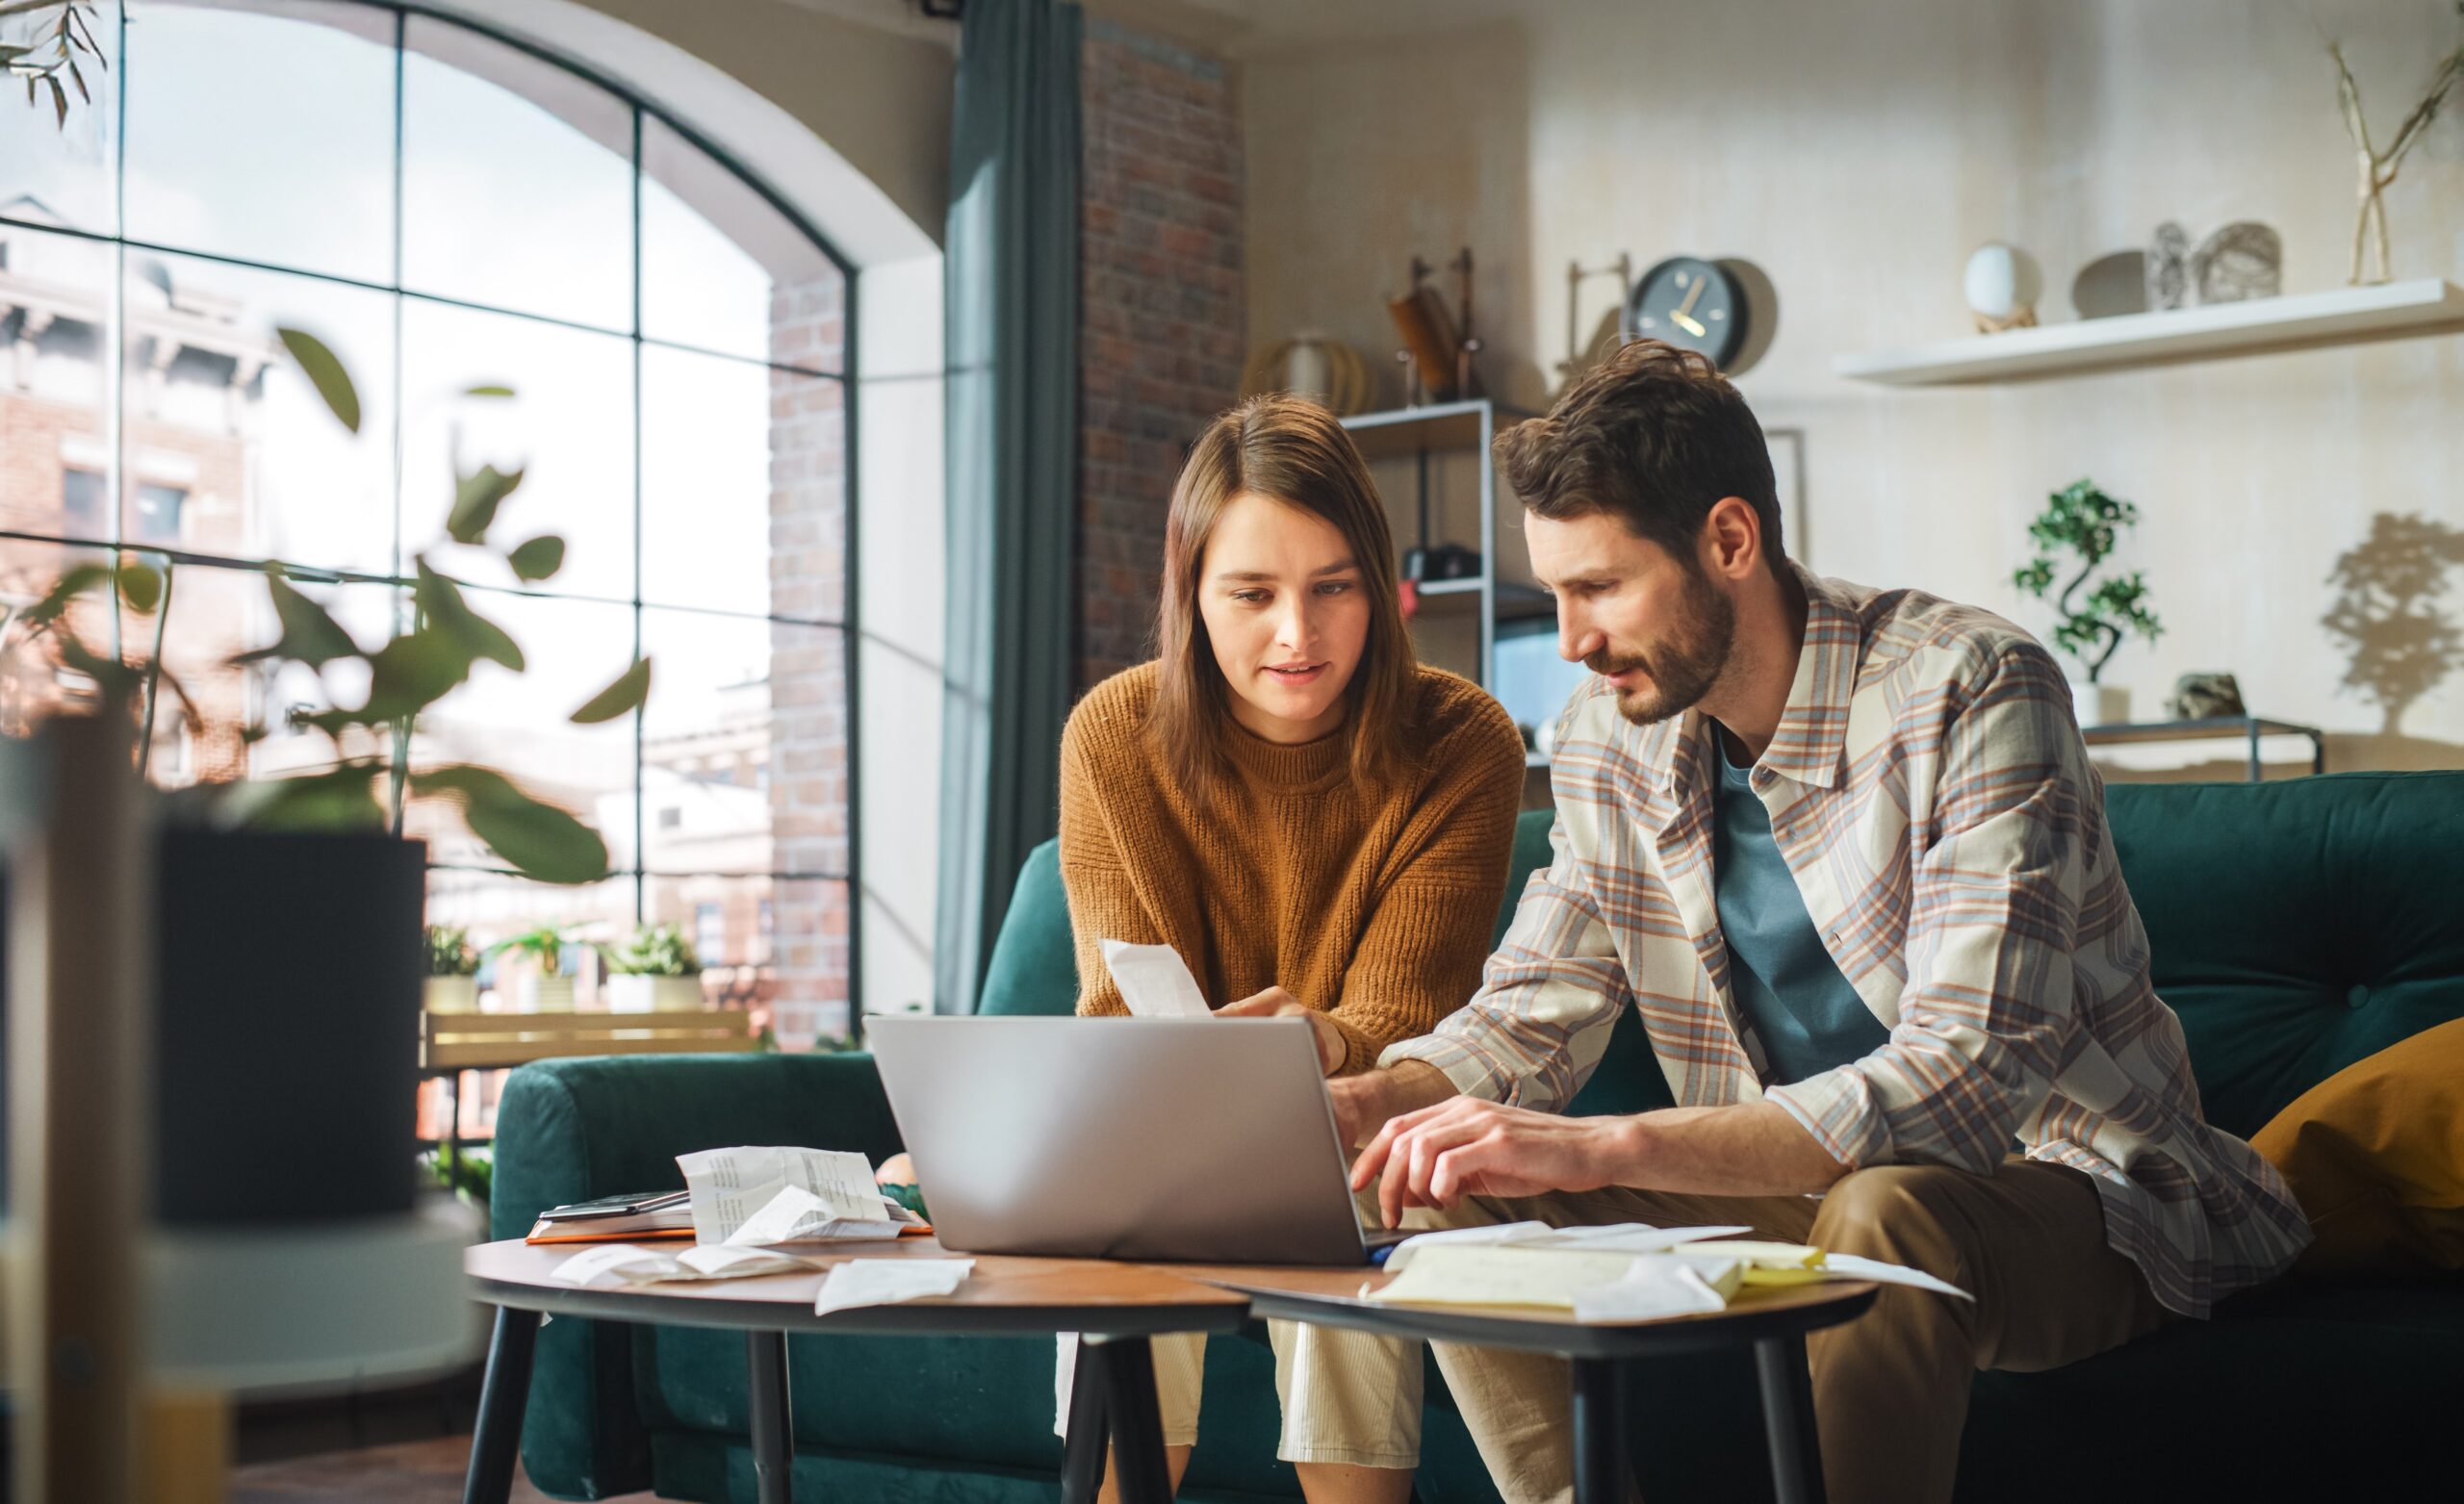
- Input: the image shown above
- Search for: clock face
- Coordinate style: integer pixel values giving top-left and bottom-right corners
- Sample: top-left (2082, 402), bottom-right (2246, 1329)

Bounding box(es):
top-left (1627, 256), bottom-right (1747, 369)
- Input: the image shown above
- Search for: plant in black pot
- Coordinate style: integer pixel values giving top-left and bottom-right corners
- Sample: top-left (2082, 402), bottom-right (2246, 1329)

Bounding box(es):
top-left (1, 331), bottom-right (649, 1226)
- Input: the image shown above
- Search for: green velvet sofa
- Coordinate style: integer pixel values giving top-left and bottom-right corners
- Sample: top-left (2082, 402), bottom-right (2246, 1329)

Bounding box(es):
top-left (491, 772), bottom-right (2464, 1502)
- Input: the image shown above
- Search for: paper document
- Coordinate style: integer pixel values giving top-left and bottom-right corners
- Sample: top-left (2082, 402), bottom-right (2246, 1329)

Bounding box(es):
top-left (1371, 1245), bottom-right (1652, 1309)
top-left (813, 1258), bottom-right (975, 1315)
top-left (1570, 1259), bottom-right (1734, 1321)
top-left (550, 1242), bottom-right (812, 1287)
top-left (1380, 1221), bottom-right (1750, 1276)
top-left (677, 1145), bottom-right (902, 1245)
top-left (1666, 1240), bottom-right (1974, 1301)
top-left (1100, 938), bottom-right (1212, 1018)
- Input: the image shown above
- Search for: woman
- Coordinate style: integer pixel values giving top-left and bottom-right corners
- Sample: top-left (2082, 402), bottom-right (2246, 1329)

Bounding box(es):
top-left (1052, 394), bottom-right (1526, 1503)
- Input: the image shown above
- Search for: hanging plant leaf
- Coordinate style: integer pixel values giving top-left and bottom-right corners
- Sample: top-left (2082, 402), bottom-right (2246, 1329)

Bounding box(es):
top-left (241, 566), bottom-right (359, 667)
top-left (116, 558), bottom-right (163, 615)
top-left (359, 629), bottom-right (471, 723)
top-left (505, 533), bottom-right (565, 583)
top-left (414, 764), bottom-right (608, 884)
top-left (447, 465), bottom-right (525, 546)
top-left (19, 561), bottom-right (111, 629)
top-left (571, 656), bottom-right (651, 724)
top-left (414, 560), bottom-right (522, 672)
top-left (233, 764), bottom-right (388, 832)
top-left (275, 326), bottom-right (361, 435)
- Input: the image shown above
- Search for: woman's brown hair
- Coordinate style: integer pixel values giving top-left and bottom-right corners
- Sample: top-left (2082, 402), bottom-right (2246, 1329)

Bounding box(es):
top-left (1148, 395), bottom-right (1419, 794)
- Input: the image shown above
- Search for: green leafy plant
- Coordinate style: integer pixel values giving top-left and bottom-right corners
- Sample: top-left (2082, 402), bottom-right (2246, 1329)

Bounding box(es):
top-left (424, 923), bottom-right (478, 979)
top-left (2, 0), bottom-right (104, 129)
top-left (1, 328), bottom-right (651, 884)
top-left (484, 923), bottom-right (577, 978)
top-left (420, 1144), bottom-right (491, 1205)
top-left (2012, 478), bottom-right (2163, 684)
top-left (598, 922), bottom-right (701, 978)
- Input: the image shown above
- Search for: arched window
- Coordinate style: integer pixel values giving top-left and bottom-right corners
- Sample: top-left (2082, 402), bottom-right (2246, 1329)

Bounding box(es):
top-left (0, 1), bottom-right (860, 1052)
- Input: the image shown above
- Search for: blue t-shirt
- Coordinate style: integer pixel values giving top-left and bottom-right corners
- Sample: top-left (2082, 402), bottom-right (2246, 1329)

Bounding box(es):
top-left (1708, 726), bottom-right (1889, 1085)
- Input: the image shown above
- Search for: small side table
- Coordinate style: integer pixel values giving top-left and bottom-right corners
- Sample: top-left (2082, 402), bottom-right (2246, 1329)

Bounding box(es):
top-left (1185, 1267), bottom-right (1876, 1504)
top-left (2081, 715), bottom-right (2325, 783)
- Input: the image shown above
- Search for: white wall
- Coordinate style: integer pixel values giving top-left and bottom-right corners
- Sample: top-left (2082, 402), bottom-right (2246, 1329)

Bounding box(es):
top-left (1245, 0), bottom-right (2464, 776)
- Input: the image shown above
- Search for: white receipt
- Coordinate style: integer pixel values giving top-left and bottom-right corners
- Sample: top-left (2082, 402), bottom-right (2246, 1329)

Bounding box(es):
top-left (1100, 938), bottom-right (1211, 1018)
top-left (1379, 1221), bottom-right (1750, 1276)
top-left (813, 1258), bottom-right (975, 1315)
top-left (677, 1145), bottom-right (893, 1245)
top-left (1569, 1258), bottom-right (1732, 1321)
top-left (551, 1242), bottom-right (813, 1287)
top-left (721, 1183), bottom-right (903, 1247)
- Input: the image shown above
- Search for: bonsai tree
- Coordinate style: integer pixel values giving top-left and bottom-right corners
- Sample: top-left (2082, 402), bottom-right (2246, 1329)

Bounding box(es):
top-left (424, 924), bottom-right (478, 978)
top-left (598, 922), bottom-right (703, 978)
top-left (2012, 478), bottom-right (2163, 685)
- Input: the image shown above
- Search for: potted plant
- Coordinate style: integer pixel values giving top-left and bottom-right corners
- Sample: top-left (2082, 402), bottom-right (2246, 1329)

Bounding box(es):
top-left (2013, 478), bottom-right (2164, 727)
top-left (487, 924), bottom-right (579, 1013)
top-left (424, 924), bottom-right (480, 1013)
top-left (599, 922), bottom-right (705, 1013)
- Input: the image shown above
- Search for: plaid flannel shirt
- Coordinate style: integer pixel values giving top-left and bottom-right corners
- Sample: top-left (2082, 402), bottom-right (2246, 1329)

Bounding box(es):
top-left (1384, 566), bottom-right (2308, 1316)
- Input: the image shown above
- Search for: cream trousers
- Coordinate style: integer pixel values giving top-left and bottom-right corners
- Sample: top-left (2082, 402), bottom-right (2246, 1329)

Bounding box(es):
top-left (1053, 1321), bottom-right (1424, 1468)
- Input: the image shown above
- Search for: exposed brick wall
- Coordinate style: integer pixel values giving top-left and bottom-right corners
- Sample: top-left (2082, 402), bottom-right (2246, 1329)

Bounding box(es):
top-left (766, 274), bottom-right (852, 1044)
top-left (1074, 18), bottom-right (1245, 696)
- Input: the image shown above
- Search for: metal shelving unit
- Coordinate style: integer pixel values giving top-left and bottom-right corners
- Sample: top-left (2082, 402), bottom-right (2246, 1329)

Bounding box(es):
top-left (1340, 398), bottom-right (1537, 690)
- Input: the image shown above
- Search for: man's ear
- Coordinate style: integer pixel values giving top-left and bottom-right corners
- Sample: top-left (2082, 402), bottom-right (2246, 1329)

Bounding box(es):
top-left (1702, 497), bottom-right (1762, 581)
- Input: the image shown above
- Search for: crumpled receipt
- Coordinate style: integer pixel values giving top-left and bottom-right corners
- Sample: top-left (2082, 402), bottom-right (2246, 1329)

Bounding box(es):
top-left (676, 1145), bottom-right (905, 1246)
top-left (812, 1258), bottom-right (975, 1315)
top-left (551, 1242), bottom-right (811, 1287)
top-left (1099, 938), bottom-right (1211, 1018)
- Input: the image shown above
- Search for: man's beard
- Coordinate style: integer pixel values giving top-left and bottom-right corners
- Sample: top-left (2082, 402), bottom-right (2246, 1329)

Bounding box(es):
top-left (1586, 569), bottom-right (1736, 727)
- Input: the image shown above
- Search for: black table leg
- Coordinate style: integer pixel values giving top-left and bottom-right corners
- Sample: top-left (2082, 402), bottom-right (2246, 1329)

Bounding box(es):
top-left (1059, 1338), bottom-right (1112, 1504)
top-left (1087, 1335), bottom-right (1172, 1504)
top-left (747, 1329), bottom-right (795, 1504)
top-left (461, 1306), bottom-right (541, 1504)
top-left (1569, 1355), bottom-right (1629, 1504)
top-left (1754, 1334), bottom-right (1826, 1504)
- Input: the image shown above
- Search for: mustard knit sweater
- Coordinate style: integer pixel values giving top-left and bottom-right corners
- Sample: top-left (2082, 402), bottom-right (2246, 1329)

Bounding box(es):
top-left (1057, 661), bottom-right (1527, 1075)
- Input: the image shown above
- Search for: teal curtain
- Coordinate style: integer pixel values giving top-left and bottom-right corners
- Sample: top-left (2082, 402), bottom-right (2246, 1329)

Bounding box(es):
top-left (937, 0), bottom-right (1081, 1013)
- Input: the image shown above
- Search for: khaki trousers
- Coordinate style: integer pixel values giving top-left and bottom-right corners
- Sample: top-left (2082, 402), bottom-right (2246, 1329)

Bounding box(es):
top-left (1413, 1160), bottom-right (2172, 1504)
top-left (1055, 1321), bottom-right (1424, 1466)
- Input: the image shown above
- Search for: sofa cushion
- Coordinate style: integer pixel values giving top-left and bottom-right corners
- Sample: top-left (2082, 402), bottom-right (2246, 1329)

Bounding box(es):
top-left (2103, 773), bottom-right (2464, 1140)
top-left (2251, 1017), bottom-right (2464, 1275)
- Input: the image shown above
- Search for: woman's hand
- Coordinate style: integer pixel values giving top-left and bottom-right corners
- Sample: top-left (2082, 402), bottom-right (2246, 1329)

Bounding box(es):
top-left (1218, 986), bottom-right (1346, 1076)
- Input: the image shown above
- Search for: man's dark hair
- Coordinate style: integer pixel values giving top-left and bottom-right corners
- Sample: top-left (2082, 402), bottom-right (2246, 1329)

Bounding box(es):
top-left (1495, 339), bottom-right (1784, 574)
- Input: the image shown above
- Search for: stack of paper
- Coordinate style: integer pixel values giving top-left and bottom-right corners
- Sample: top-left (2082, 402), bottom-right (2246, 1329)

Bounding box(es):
top-left (676, 1145), bottom-right (920, 1246)
top-left (1368, 1223), bottom-right (1971, 1318)
top-left (551, 1242), bottom-right (814, 1287)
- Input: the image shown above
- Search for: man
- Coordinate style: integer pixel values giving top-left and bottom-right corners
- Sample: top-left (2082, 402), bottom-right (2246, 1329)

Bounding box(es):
top-left (1328, 340), bottom-right (2309, 1504)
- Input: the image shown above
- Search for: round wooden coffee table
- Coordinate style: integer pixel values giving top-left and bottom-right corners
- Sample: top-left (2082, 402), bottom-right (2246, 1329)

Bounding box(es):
top-left (461, 1236), bottom-right (1248, 1504)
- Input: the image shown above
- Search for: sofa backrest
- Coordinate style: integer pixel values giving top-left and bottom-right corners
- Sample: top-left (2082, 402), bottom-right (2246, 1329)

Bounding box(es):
top-left (977, 773), bottom-right (2464, 1139)
top-left (2104, 771), bottom-right (2464, 1139)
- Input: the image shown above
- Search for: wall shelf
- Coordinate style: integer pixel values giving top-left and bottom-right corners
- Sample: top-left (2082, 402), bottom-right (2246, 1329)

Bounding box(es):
top-left (1835, 278), bottom-right (2464, 387)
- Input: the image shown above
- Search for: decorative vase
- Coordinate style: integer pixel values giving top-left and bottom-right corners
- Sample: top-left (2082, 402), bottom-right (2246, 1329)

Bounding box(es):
top-left (424, 975), bottom-right (478, 1014)
top-left (2071, 681), bottom-right (2129, 729)
top-left (517, 974), bottom-right (576, 1013)
top-left (607, 974), bottom-right (703, 1013)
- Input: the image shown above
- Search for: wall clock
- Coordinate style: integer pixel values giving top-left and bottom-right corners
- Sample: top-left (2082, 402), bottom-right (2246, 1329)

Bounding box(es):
top-left (1625, 256), bottom-right (1751, 370)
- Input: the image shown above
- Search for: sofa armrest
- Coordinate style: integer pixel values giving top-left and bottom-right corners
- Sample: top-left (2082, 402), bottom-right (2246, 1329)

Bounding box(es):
top-left (488, 1051), bottom-right (901, 1499)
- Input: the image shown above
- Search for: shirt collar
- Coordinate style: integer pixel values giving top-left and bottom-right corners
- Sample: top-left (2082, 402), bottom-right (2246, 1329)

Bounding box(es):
top-left (1657, 562), bottom-right (1857, 795)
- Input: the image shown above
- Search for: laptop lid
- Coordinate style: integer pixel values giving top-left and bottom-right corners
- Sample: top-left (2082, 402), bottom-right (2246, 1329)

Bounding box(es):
top-left (867, 1015), bottom-right (1373, 1264)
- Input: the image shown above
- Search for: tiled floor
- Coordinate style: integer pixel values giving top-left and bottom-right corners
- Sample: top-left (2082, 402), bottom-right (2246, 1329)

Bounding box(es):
top-left (229, 1436), bottom-right (652, 1503)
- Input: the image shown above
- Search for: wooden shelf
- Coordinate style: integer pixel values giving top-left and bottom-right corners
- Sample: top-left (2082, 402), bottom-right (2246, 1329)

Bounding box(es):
top-left (1835, 279), bottom-right (2464, 387)
top-left (1343, 398), bottom-right (1532, 460)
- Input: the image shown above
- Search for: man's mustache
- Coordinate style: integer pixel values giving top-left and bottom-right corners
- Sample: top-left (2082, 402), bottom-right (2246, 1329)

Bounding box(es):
top-left (1586, 649), bottom-right (1648, 678)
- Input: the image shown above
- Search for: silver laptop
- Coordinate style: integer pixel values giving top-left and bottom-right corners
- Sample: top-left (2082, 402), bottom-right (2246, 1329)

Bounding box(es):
top-left (867, 1015), bottom-right (1405, 1265)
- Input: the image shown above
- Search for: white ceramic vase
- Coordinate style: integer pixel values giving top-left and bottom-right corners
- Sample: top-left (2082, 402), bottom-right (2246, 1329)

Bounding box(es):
top-left (2071, 680), bottom-right (2129, 729)
top-left (607, 974), bottom-right (703, 1013)
top-left (424, 975), bottom-right (478, 1014)
top-left (517, 974), bottom-right (577, 1014)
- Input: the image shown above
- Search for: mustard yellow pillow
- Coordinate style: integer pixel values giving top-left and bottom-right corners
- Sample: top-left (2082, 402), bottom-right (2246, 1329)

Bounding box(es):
top-left (2250, 1017), bottom-right (2464, 1277)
